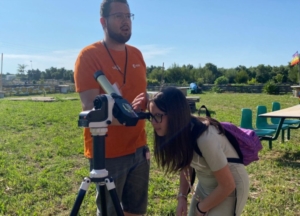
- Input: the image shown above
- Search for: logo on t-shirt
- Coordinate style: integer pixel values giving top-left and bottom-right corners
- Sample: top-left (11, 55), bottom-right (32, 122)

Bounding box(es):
top-left (112, 65), bottom-right (121, 70)
top-left (132, 64), bottom-right (140, 68)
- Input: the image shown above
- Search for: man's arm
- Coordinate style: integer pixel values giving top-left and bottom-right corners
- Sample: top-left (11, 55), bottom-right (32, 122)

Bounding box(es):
top-left (79, 89), bottom-right (99, 111)
top-left (131, 92), bottom-right (149, 112)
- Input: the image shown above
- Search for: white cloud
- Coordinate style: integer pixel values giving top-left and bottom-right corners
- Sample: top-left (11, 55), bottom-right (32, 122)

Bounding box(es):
top-left (3, 49), bottom-right (80, 72)
top-left (2, 45), bottom-right (174, 73)
top-left (138, 44), bottom-right (174, 60)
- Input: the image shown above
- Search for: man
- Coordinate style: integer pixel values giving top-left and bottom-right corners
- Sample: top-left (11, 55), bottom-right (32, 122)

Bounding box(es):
top-left (74, 0), bottom-right (149, 215)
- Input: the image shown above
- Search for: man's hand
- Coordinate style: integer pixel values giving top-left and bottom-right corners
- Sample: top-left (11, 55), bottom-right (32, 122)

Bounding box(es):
top-left (131, 92), bottom-right (149, 112)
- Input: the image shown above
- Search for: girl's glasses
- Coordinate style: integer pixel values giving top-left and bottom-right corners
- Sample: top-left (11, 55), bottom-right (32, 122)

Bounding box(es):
top-left (148, 113), bottom-right (167, 123)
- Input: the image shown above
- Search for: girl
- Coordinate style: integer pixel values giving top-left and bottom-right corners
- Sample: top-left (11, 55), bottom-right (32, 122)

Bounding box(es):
top-left (148, 87), bottom-right (249, 216)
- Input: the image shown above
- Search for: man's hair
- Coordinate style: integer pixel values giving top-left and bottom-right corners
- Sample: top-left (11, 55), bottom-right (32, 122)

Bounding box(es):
top-left (100, 0), bottom-right (129, 17)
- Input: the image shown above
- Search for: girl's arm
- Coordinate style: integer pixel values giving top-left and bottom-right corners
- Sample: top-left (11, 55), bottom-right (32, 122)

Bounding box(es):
top-left (176, 166), bottom-right (193, 216)
top-left (178, 166), bottom-right (192, 196)
top-left (196, 164), bottom-right (235, 213)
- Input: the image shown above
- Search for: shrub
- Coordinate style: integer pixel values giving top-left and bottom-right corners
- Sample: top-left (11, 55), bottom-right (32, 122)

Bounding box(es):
top-left (263, 81), bottom-right (279, 95)
top-left (196, 78), bottom-right (204, 87)
top-left (181, 79), bottom-right (188, 86)
top-left (247, 78), bottom-right (257, 85)
top-left (147, 79), bottom-right (160, 86)
top-left (212, 85), bottom-right (222, 93)
top-left (214, 76), bottom-right (229, 85)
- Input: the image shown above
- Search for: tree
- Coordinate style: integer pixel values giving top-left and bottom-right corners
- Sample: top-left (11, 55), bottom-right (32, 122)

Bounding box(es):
top-left (166, 65), bottom-right (184, 84)
top-left (235, 70), bottom-right (249, 84)
top-left (148, 68), bottom-right (164, 82)
top-left (235, 65), bottom-right (253, 78)
top-left (202, 69), bottom-right (215, 84)
top-left (224, 69), bottom-right (237, 83)
top-left (255, 64), bottom-right (270, 83)
top-left (274, 74), bottom-right (283, 83)
top-left (204, 63), bottom-right (218, 74)
top-left (288, 65), bottom-right (299, 83)
top-left (17, 64), bottom-right (28, 76)
top-left (271, 66), bottom-right (289, 83)
top-left (146, 65), bottom-right (161, 75)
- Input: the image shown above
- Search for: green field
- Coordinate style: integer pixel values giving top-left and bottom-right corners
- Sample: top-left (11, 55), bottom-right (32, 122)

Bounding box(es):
top-left (0, 92), bottom-right (299, 215)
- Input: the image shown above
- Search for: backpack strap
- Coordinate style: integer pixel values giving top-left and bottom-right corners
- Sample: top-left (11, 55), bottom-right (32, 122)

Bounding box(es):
top-left (190, 117), bottom-right (208, 157)
top-left (189, 117), bottom-right (207, 194)
top-left (223, 128), bottom-right (244, 164)
top-left (197, 105), bottom-right (211, 117)
top-left (233, 189), bottom-right (237, 216)
top-left (188, 168), bottom-right (196, 195)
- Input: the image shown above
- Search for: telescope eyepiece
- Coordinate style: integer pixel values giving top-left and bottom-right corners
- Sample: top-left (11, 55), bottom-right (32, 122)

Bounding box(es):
top-left (93, 95), bottom-right (103, 110)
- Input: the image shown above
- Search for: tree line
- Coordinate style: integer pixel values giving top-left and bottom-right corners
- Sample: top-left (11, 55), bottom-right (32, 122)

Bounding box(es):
top-left (146, 63), bottom-right (299, 86)
top-left (10, 62), bottom-right (299, 86)
top-left (13, 64), bottom-right (74, 82)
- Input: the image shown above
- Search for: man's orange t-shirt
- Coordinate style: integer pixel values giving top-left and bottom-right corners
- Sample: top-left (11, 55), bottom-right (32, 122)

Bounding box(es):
top-left (74, 41), bottom-right (147, 158)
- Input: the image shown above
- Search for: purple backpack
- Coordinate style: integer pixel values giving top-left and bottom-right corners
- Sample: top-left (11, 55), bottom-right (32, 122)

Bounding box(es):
top-left (194, 105), bottom-right (263, 166)
top-left (220, 122), bottom-right (263, 166)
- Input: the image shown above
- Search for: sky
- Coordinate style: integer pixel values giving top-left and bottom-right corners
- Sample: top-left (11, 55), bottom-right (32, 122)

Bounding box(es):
top-left (0, 0), bottom-right (299, 74)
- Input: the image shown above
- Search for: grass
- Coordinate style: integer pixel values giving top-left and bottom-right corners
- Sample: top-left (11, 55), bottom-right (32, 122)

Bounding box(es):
top-left (0, 92), bottom-right (299, 215)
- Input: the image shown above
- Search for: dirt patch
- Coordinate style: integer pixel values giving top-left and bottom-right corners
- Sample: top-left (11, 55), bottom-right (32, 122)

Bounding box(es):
top-left (9, 97), bottom-right (78, 102)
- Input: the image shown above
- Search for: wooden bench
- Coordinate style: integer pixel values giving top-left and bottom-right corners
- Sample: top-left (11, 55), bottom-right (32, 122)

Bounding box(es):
top-left (186, 96), bottom-right (200, 113)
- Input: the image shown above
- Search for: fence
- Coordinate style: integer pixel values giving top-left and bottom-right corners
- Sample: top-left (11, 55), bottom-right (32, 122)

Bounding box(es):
top-left (147, 84), bottom-right (294, 94)
top-left (200, 84), bottom-right (293, 94)
top-left (2, 84), bottom-right (295, 96)
top-left (2, 84), bottom-right (75, 96)
top-left (147, 83), bottom-right (184, 91)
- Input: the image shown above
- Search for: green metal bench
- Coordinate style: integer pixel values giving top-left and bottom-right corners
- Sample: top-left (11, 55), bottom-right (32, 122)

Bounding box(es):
top-left (240, 108), bottom-right (275, 149)
top-left (256, 105), bottom-right (290, 145)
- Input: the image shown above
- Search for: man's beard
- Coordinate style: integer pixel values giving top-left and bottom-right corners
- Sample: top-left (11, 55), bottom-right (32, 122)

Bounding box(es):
top-left (107, 25), bottom-right (131, 44)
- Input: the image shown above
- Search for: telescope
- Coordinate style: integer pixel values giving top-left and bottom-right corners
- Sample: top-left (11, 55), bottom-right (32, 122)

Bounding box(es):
top-left (78, 70), bottom-right (149, 128)
top-left (70, 71), bottom-right (150, 216)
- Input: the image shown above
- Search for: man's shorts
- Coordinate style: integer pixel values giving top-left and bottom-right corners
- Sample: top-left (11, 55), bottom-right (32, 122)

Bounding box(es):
top-left (89, 145), bottom-right (150, 216)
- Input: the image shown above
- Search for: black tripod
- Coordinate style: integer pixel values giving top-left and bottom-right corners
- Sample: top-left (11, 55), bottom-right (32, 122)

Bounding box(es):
top-left (70, 127), bottom-right (124, 216)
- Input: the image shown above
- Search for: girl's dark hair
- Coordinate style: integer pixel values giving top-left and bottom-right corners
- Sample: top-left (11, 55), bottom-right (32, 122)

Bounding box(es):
top-left (100, 0), bottom-right (129, 17)
top-left (149, 87), bottom-right (223, 174)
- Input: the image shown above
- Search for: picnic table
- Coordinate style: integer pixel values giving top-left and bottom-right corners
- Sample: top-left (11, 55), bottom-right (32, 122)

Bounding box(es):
top-left (291, 85), bottom-right (300, 97)
top-left (259, 104), bottom-right (300, 145)
top-left (186, 96), bottom-right (200, 113)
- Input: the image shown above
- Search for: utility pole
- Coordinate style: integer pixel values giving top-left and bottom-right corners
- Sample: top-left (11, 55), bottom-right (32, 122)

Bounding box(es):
top-left (160, 62), bottom-right (165, 90)
top-left (298, 56), bottom-right (300, 85)
top-left (29, 60), bottom-right (33, 82)
top-left (0, 53), bottom-right (4, 98)
top-left (0, 53), bottom-right (3, 91)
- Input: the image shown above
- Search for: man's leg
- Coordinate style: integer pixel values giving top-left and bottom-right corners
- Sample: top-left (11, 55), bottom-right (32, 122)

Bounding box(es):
top-left (90, 153), bottom-right (134, 216)
top-left (122, 146), bottom-right (150, 216)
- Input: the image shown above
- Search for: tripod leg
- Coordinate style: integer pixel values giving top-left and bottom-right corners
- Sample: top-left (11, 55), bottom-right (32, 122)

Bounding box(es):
top-left (70, 177), bottom-right (91, 216)
top-left (106, 177), bottom-right (124, 216)
top-left (98, 183), bottom-right (107, 216)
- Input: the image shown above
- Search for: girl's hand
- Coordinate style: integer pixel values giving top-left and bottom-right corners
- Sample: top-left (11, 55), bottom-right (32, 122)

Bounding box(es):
top-left (176, 197), bottom-right (188, 216)
top-left (195, 202), bottom-right (206, 216)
